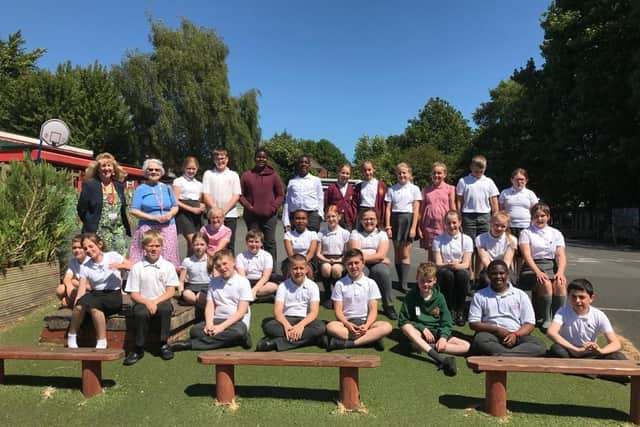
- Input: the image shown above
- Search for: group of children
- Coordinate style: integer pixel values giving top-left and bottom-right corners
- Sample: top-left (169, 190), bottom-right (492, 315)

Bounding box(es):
top-left (56, 153), bottom-right (627, 378)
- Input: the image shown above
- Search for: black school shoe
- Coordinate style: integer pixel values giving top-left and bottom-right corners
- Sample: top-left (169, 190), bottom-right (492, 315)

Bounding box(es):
top-left (384, 306), bottom-right (398, 320)
top-left (160, 344), bottom-right (174, 360)
top-left (123, 351), bottom-right (144, 366)
top-left (455, 311), bottom-right (466, 327)
top-left (255, 337), bottom-right (277, 352)
top-left (170, 340), bottom-right (192, 352)
top-left (240, 333), bottom-right (253, 350)
top-left (439, 357), bottom-right (457, 377)
top-left (373, 339), bottom-right (385, 352)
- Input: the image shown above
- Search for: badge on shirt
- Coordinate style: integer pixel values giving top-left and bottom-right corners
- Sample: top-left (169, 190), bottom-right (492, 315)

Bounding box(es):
top-left (415, 307), bottom-right (421, 316)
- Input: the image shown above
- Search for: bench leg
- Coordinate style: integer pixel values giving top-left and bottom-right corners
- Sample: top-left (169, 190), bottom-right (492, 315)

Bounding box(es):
top-left (215, 364), bottom-right (235, 404)
top-left (631, 376), bottom-right (640, 425)
top-left (81, 360), bottom-right (102, 398)
top-left (339, 367), bottom-right (360, 410)
top-left (0, 359), bottom-right (4, 383)
top-left (485, 371), bottom-right (507, 417)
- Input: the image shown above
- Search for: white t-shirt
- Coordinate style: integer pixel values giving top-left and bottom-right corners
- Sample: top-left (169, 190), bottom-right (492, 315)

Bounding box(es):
top-left (468, 284), bottom-right (536, 331)
top-left (284, 229), bottom-right (319, 257)
top-left (66, 257), bottom-right (88, 280)
top-left (385, 183), bottom-right (422, 212)
top-left (318, 225), bottom-right (350, 256)
top-left (432, 232), bottom-right (473, 264)
top-left (499, 187), bottom-right (538, 228)
top-left (349, 229), bottom-right (388, 256)
top-left (552, 305), bottom-right (614, 347)
top-left (79, 252), bottom-right (123, 291)
top-left (282, 174), bottom-right (324, 228)
top-left (456, 174), bottom-right (500, 213)
top-left (519, 225), bottom-right (565, 259)
top-left (126, 256), bottom-right (179, 299)
top-left (236, 249), bottom-right (273, 280)
top-left (202, 168), bottom-right (242, 218)
top-left (275, 278), bottom-right (320, 317)
top-left (358, 179), bottom-right (378, 208)
top-left (332, 274), bottom-right (381, 319)
top-left (475, 232), bottom-right (517, 262)
top-left (180, 254), bottom-right (210, 284)
top-left (173, 175), bottom-right (203, 201)
top-left (206, 273), bottom-right (254, 326)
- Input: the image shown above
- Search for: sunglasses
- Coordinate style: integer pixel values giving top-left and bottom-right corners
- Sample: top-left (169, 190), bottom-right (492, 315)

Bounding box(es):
top-left (147, 168), bottom-right (161, 172)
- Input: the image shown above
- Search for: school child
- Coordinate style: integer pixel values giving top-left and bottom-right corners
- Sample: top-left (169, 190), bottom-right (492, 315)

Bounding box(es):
top-left (547, 279), bottom-right (626, 362)
top-left (56, 234), bottom-right (87, 308)
top-left (283, 209), bottom-right (319, 278)
top-left (67, 234), bottom-right (129, 349)
top-left (475, 211), bottom-right (517, 289)
top-left (200, 206), bottom-right (232, 257)
top-left (385, 162), bottom-right (422, 292)
top-left (455, 155), bottom-right (500, 241)
top-left (282, 155), bottom-right (324, 232)
top-left (315, 205), bottom-right (351, 308)
top-left (398, 262), bottom-right (470, 376)
top-left (349, 208), bottom-right (397, 320)
top-left (432, 210), bottom-right (473, 326)
top-left (353, 160), bottom-right (387, 227)
top-left (324, 164), bottom-right (357, 229)
top-left (325, 249), bottom-right (392, 351)
top-left (519, 202), bottom-right (567, 330)
top-left (178, 232), bottom-right (211, 308)
top-left (256, 254), bottom-right (326, 351)
top-left (236, 229), bottom-right (278, 299)
top-left (123, 230), bottom-right (178, 365)
top-left (170, 249), bottom-right (254, 351)
top-left (498, 168), bottom-right (539, 239)
top-left (418, 162), bottom-right (456, 261)
top-left (173, 156), bottom-right (205, 255)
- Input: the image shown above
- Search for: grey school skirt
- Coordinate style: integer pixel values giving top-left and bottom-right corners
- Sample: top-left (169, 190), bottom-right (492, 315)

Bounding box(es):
top-left (391, 212), bottom-right (414, 243)
top-left (518, 259), bottom-right (556, 291)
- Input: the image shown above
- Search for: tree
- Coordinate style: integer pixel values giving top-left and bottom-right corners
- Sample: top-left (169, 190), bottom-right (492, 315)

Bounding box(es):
top-left (352, 135), bottom-right (397, 183)
top-left (0, 30), bottom-right (45, 79)
top-left (113, 18), bottom-right (260, 173)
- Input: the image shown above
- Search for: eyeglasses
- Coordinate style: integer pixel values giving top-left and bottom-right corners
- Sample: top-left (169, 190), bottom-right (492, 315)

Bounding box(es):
top-left (147, 168), bottom-right (161, 172)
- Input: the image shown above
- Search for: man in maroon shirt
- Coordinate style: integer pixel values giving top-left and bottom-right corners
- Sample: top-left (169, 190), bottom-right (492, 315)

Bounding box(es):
top-left (239, 148), bottom-right (285, 263)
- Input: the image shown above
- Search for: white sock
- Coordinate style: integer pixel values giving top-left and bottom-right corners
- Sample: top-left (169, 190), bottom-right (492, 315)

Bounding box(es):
top-left (67, 333), bottom-right (78, 349)
top-left (95, 339), bottom-right (108, 349)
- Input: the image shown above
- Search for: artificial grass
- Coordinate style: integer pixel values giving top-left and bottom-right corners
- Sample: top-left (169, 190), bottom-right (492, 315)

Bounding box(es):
top-left (0, 299), bottom-right (634, 426)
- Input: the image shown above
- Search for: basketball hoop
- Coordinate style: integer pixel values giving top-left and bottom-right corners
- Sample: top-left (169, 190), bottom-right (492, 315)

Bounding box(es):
top-left (36, 119), bottom-right (70, 163)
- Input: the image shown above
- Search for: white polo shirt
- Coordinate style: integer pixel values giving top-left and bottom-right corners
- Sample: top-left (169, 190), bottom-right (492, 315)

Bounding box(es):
top-left (318, 225), bottom-right (350, 256)
top-left (358, 179), bottom-right (378, 208)
top-left (552, 305), bottom-right (614, 347)
top-left (282, 173), bottom-right (324, 228)
top-left (519, 225), bottom-right (565, 259)
top-left (202, 167), bottom-right (242, 218)
top-left (79, 252), bottom-right (123, 291)
top-left (385, 182), bottom-right (422, 212)
top-left (456, 174), bottom-right (500, 213)
top-left (126, 256), bottom-right (179, 299)
top-left (432, 232), bottom-right (473, 264)
top-left (275, 278), bottom-right (320, 317)
top-left (468, 283), bottom-right (535, 332)
top-left (475, 232), bottom-right (517, 261)
top-left (349, 229), bottom-right (388, 256)
top-left (236, 249), bottom-right (273, 280)
top-left (66, 257), bottom-right (88, 280)
top-left (207, 273), bottom-right (254, 326)
top-left (173, 175), bottom-right (203, 201)
top-left (332, 274), bottom-right (381, 319)
top-left (499, 187), bottom-right (538, 228)
top-left (284, 229), bottom-right (319, 257)
top-left (180, 254), bottom-right (210, 284)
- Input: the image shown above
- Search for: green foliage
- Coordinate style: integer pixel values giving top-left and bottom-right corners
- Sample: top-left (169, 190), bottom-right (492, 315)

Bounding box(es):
top-left (353, 134), bottom-right (397, 183)
top-left (0, 158), bottom-right (77, 269)
top-left (0, 30), bottom-right (45, 79)
top-left (113, 18), bottom-right (260, 173)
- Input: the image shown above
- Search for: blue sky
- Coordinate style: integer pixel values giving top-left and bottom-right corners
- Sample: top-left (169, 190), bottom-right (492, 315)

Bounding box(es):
top-left (2, 1), bottom-right (551, 160)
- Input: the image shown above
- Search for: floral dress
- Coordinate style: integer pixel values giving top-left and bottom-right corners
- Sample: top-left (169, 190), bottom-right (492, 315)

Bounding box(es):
top-left (97, 184), bottom-right (129, 256)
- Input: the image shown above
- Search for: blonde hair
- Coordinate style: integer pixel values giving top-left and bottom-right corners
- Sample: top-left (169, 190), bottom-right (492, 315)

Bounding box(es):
top-left (141, 229), bottom-right (163, 247)
top-left (183, 156), bottom-right (199, 169)
top-left (432, 161), bottom-right (448, 174)
top-left (85, 153), bottom-right (127, 181)
top-left (491, 211), bottom-right (516, 250)
top-left (471, 155), bottom-right (487, 168)
top-left (396, 162), bottom-right (412, 177)
top-left (417, 262), bottom-right (437, 281)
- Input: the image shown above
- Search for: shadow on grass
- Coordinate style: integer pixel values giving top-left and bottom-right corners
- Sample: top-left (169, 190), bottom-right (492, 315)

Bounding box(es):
top-left (1, 375), bottom-right (116, 390)
top-left (185, 383), bottom-right (338, 402)
top-left (439, 394), bottom-right (630, 422)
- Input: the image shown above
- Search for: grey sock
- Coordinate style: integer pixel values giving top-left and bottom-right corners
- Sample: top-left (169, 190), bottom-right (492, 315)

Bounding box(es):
top-left (541, 295), bottom-right (552, 325)
top-left (427, 348), bottom-right (445, 364)
top-left (395, 263), bottom-right (402, 285)
top-left (552, 295), bottom-right (567, 315)
top-left (401, 263), bottom-right (411, 290)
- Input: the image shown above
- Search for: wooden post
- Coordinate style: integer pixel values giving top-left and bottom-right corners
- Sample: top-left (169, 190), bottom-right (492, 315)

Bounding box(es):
top-left (215, 364), bottom-right (235, 404)
top-left (485, 371), bottom-right (507, 417)
top-left (81, 360), bottom-right (102, 398)
top-left (0, 359), bottom-right (4, 383)
top-left (631, 376), bottom-right (640, 425)
top-left (339, 367), bottom-right (360, 410)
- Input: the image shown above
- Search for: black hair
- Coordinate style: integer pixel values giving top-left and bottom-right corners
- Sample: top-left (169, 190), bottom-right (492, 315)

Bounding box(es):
top-left (567, 278), bottom-right (594, 297)
top-left (487, 259), bottom-right (508, 272)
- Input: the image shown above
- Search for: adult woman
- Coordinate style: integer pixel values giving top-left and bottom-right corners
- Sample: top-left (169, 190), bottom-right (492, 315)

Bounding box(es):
top-left (349, 208), bottom-right (396, 320)
top-left (77, 153), bottom-right (131, 255)
top-left (129, 159), bottom-right (180, 267)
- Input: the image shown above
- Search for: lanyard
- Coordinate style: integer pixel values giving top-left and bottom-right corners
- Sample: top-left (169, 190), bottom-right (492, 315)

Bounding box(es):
top-left (150, 183), bottom-right (165, 215)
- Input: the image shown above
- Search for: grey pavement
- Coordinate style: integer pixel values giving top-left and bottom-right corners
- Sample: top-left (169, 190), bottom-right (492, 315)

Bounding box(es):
top-left (181, 222), bottom-right (640, 348)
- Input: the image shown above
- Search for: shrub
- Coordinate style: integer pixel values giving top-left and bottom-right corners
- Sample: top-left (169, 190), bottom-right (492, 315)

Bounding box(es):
top-left (0, 157), bottom-right (77, 270)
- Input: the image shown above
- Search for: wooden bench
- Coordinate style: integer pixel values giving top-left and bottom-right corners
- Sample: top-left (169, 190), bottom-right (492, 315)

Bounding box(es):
top-left (198, 351), bottom-right (381, 410)
top-left (0, 345), bottom-right (124, 398)
top-left (466, 356), bottom-right (640, 424)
